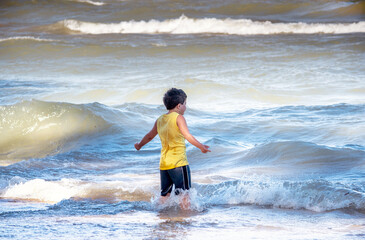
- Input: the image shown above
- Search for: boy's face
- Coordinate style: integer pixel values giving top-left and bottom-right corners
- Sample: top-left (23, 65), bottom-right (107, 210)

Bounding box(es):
top-left (178, 101), bottom-right (187, 115)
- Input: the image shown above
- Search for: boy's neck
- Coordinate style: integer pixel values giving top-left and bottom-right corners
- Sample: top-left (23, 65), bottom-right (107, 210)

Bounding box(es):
top-left (168, 109), bottom-right (179, 114)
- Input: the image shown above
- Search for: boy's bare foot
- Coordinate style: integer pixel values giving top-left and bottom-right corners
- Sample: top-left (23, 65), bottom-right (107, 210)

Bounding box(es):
top-left (159, 193), bottom-right (170, 204)
top-left (180, 194), bottom-right (190, 210)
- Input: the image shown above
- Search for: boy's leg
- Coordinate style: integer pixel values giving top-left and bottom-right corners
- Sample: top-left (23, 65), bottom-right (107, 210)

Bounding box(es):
top-left (181, 194), bottom-right (190, 210)
top-left (160, 169), bottom-right (173, 197)
top-left (168, 165), bottom-right (191, 209)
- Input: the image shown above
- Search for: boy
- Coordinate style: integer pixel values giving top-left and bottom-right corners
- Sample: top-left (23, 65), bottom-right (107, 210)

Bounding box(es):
top-left (134, 88), bottom-right (210, 209)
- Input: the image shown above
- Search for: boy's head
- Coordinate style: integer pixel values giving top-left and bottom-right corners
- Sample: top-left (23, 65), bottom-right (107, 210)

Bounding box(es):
top-left (163, 88), bottom-right (187, 110)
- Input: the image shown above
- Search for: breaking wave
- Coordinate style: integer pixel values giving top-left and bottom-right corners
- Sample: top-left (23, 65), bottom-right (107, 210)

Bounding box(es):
top-left (69, 0), bottom-right (105, 6)
top-left (59, 15), bottom-right (365, 35)
top-left (1, 176), bottom-right (364, 212)
top-left (0, 100), bottom-right (110, 165)
top-left (0, 178), bottom-right (154, 204)
top-left (195, 177), bottom-right (365, 212)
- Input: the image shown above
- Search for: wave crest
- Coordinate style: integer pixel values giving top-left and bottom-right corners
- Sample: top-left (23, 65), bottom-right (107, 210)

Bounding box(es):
top-left (69, 0), bottom-right (105, 6)
top-left (59, 15), bottom-right (365, 35)
top-left (197, 178), bottom-right (365, 212)
top-left (240, 141), bottom-right (364, 172)
top-left (0, 100), bottom-right (110, 165)
top-left (2, 177), bottom-right (364, 212)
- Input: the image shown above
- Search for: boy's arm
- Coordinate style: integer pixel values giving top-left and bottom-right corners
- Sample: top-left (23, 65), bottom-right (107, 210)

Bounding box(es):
top-left (176, 115), bottom-right (210, 153)
top-left (135, 121), bottom-right (158, 151)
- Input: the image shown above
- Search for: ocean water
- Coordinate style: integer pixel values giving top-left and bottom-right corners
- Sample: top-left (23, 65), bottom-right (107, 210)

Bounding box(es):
top-left (1, 0), bottom-right (365, 239)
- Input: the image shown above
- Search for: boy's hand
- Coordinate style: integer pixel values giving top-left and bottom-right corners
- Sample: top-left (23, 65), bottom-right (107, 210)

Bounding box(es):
top-left (134, 143), bottom-right (141, 151)
top-left (200, 145), bottom-right (211, 153)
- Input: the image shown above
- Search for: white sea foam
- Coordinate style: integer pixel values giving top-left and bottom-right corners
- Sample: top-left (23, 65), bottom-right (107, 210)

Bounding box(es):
top-left (2, 176), bottom-right (363, 212)
top-left (0, 36), bottom-right (58, 43)
top-left (61, 15), bottom-right (365, 35)
top-left (70, 0), bottom-right (105, 6)
top-left (197, 178), bottom-right (365, 212)
top-left (1, 178), bottom-right (155, 203)
top-left (1, 179), bottom-right (82, 203)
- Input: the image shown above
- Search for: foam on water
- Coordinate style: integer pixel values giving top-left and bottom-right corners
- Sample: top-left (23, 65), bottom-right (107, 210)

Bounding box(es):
top-left (0, 178), bottom-right (155, 204)
top-left (1, 174), bottom-right (364, 212)
top-left (196, 177), bottom-right (365, 212)
top-left (69, 0), bottom-right (105, 6)
top-left (59, 15), bottom-right (365, 35)
top-left (0, 36), bottom-right (59, 43)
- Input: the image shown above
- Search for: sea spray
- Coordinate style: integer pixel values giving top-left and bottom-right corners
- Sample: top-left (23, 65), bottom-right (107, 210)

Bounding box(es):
top-left (2, 175), bottom-right (364, 212)
top-left (195, 177), bottom-right (365, 212)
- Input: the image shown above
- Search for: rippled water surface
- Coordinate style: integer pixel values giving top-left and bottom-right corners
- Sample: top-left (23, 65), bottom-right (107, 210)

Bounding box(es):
top-left (1, 0), bottom-right (365, 239)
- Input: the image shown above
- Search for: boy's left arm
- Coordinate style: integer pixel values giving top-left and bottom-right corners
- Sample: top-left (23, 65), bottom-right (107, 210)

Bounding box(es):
top-left (135, 121), bottom-right (158, 150)
top-left (177, 115), bottom-right (210, 153)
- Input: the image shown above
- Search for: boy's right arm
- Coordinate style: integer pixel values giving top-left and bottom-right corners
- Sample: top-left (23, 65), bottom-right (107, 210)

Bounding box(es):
top-left (135, 121), bottom-right (158, 151)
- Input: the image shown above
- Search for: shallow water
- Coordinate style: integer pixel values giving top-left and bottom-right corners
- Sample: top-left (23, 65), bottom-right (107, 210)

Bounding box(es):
top-left (1, 0), bottom-right (365, 239)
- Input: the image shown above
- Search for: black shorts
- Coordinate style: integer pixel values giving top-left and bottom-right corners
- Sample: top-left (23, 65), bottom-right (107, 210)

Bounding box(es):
top-left (160, 165), bottom-right (191, 196)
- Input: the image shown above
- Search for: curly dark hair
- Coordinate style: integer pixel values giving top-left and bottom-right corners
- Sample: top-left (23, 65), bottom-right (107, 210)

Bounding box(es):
top-left (163, 88), bottom-right (187, 110)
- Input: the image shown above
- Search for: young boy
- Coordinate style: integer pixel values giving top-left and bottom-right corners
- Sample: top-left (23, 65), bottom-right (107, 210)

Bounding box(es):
top-left (134, 88), bottom-right (210, 209)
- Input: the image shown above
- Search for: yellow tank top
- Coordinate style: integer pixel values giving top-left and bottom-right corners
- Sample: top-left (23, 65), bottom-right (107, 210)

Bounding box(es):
top-left (157, 112), bottom-right (188, 170)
